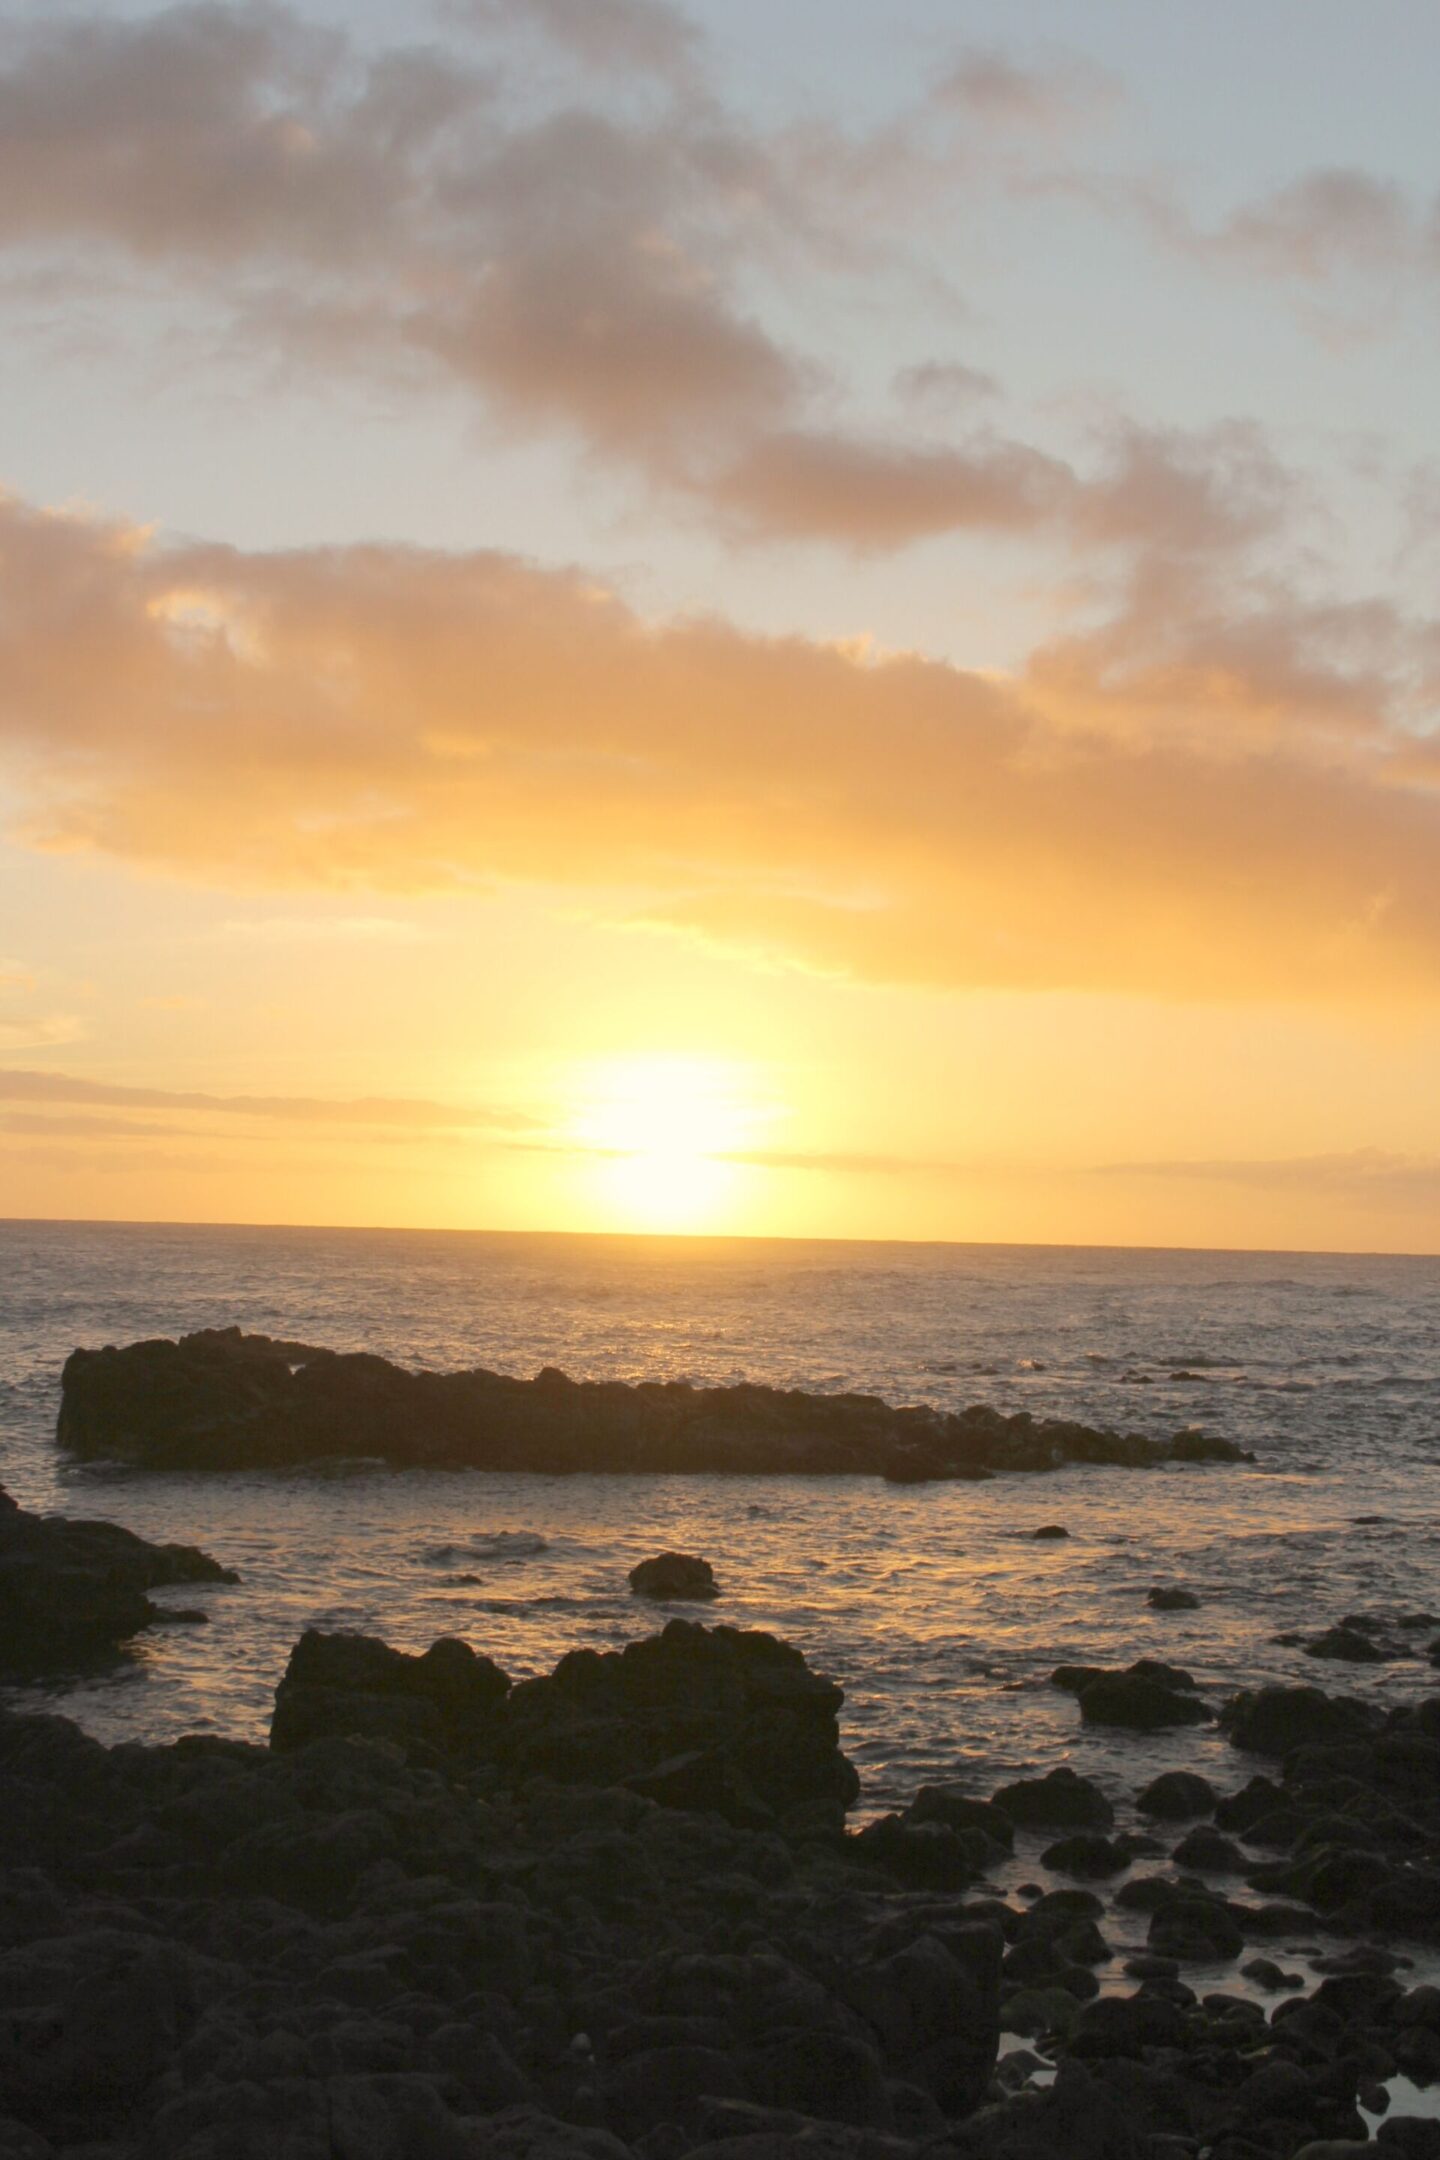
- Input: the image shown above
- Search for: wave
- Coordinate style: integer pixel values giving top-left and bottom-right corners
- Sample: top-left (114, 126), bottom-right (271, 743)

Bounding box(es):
top-left (419, 1530), bottom-right (550, 1564)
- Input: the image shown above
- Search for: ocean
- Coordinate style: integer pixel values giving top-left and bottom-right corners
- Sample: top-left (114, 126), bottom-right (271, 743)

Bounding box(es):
top-left (2, 1218), bottom-right (1438, 1811)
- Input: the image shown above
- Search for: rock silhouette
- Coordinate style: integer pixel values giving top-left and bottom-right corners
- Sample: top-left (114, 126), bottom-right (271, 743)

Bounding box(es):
top-left (57, 1326), bottom-right (1254, 1478)
top-left (0, 1484), bottom-right (237, 1669)
top-left (628, 1552), bottom-right (720, 1600)
top-left (0, 1616), bottom-right (1437, 2157)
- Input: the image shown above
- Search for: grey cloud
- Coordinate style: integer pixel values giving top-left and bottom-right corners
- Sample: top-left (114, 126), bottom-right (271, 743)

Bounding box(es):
top-left (893, 359), bottom-right (1000, 410)
top-left (452, 0), bottom-right (702, 82)
top-left (934, 48), bottom-right (1118, 129)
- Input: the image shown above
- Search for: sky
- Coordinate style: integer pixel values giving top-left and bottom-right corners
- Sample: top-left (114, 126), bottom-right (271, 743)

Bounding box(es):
top-left (3, 0), bottom-right (1440, 1249)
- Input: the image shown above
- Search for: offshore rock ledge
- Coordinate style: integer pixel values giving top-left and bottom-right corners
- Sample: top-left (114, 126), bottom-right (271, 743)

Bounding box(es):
top-left (57, 1326), bottom-right (1253, 1477)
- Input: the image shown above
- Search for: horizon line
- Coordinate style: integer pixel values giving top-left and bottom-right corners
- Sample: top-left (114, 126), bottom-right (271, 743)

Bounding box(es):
top-left (2, 1213), bottom-right (1437, 1265)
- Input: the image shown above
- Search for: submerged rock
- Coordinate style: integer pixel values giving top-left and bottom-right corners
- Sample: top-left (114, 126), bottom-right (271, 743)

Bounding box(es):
top-left (628, 1552), bottom-right (719, 1600)
top-left (0, 1484), bottom-right (237, 1669)
top-left (56, 1326), bottom-right (1255, 1478)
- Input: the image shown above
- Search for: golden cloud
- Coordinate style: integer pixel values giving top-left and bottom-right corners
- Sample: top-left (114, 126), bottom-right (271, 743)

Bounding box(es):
top-left (3, 491), bottom-right (1440, 1001)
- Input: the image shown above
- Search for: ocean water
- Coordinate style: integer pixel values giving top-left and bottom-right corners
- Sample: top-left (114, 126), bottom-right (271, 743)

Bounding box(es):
top-left (2, 1218), bottom-right (1439, 1814)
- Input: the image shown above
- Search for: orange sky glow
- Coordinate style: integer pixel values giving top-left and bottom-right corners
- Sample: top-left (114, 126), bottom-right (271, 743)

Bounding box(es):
top-left (4, 0), bottom-right (1440, 1251)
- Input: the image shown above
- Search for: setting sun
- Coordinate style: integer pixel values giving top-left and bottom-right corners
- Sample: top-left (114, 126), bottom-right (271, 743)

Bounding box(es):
top-left (566, 1056), bottom-right (770, 1233)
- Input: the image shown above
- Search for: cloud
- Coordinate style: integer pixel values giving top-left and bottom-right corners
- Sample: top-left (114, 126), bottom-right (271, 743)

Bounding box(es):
top-left (1098, 1148), bottom-right (1440, 1201)
top-left (0, 1013), bottom-right (85, 1050)
top-left (0, 1063), bottom-right (535, 1131)
top-left (213, 914), bottom-right (428, 943)
top-left (3, 491), bottom-right (1440, 1001)
top-left (711, 427), bottom-right (1072, 548)
top-left (1048, 163), bottom-right (1431, 305)
top-left (453, 0), bottom-right (703, 82)
top-left (893, 359), bottom-right (1000, 411)
top-left (0, 3), bottom-right (1274, 554)
top-left (934, 48), bottom-right (1118, 130)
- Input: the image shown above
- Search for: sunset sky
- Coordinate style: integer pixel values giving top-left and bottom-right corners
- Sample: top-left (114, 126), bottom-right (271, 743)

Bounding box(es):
top-left (4, 0), bottom-right (1440, 1248)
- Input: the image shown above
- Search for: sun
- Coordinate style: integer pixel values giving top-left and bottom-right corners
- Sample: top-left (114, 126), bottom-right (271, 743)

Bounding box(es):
top-left (566, 1055), bottom-right (768, 1233)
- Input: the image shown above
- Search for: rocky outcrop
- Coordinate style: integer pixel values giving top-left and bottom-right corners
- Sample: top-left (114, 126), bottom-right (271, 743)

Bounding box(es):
top-left (268, 1618), bottom-right (860, 1832)
top-left (0, 1624), bottom-right (1000, 2159)
top-left (56, 1326), bottom-right (1255, 1478)
top-left (1052, 1658), bottom-right (1213, 1732)
top-left (0, 1484), bottom-right (237, 1669)
top-left (0, 1608), bottom-right (1436, 2159)
top-left (270, 1629), bottom-right (511, 1756)
top-left (628, 1552), bottom-right (719, 1600)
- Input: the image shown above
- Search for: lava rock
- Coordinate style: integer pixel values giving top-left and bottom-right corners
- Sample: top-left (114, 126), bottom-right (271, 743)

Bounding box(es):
top-left (0, 1484), bottom-right (237, 1669)
top-left (57, 1326), bottom-right (1254, 1478)
top-left (628, 1553), bottom-right (720, 1601)
top-left (1136, 1771), bottom-right (1216, 1821)
top-left (270, 1628), bottom-right (511, 1757)
top-left (991, 1767), bottom-right (1114, 1831)
top-left (1219, 1685), bottom-right (1381, 1755)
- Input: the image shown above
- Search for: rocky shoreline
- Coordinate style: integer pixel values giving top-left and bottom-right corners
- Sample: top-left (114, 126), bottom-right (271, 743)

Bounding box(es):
top-left (0, 1485), bottom-right (237, 1672)
top-left (57, 1328), bottom-right (1252, 1479)
top-left (2, 1515), bottom-right (1439, 2158)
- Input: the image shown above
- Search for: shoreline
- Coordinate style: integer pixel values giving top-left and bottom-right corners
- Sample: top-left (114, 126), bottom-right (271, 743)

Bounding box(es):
top-left (2, 1592), bottom-right (1438, 2159)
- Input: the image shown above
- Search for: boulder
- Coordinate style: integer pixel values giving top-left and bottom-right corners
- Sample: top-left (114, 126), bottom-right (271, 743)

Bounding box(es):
top-left (1147, 1586), bottom-right (1201, 1610)
top-left (1219, 1685), bottom-right (1381, 1755)
top-left (991, 1767), bottom-right (1114, 1831)
top-left (498, 1619), bottom-right (860, 1824)
top-left (270, 1629), bottom-right (511, 1756)
top-left (0, 1485), bottom-right (237, 1669)
top-left (1076, 1673), bottom-right (1212, 1732)
top-left (628, 1553), bottom-right (719, 1601)
top-left (1136, 1771), bottom-right (1216, 1821)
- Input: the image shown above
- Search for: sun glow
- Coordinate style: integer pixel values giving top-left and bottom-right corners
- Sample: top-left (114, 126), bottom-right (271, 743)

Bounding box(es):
top-left (567, 1055), bottom-right (770, 1232)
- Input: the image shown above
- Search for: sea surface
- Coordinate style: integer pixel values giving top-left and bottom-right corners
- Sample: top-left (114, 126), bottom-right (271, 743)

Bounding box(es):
top-left (3, 1218), bottom-right (1439, 1814)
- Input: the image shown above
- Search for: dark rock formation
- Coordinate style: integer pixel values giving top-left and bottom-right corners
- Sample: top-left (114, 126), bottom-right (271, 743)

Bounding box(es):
top-left (1052, 1659), bottom-right (1212, 1732)
top-left (2, 1612), bottom-right (1437, 2159)
top-left (0, 1623), bottom-right (1006, 2160)
top-left (269, 1618), bottom-right (858, 1832)
top-left (1219, 1684), bottom-right (1382, 1755)
top-left (57, 1326), bottom-right (1255, 1478)
top-left (1146, 1585), bottom-right (1200, 1610)
top-left (990, 1767), bottom-right (1114, 1832)
top-left (628, 1552), bottom-right (719, 1600)
top-left (271, 1629), bottom-right (511, 1756)
top-left (0, 1484), bottom-right (236, 1669)
top-left (1136, 1769), bottom-right (1216, 1820)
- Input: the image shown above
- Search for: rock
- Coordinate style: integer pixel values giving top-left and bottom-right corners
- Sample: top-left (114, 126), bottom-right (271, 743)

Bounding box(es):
top-left (1147, 1586), bottom-right (1201, 1610)
top-left (1305, 1626), bottom-right (1388, 1663)
top-left (1079, 1676), bottom-right (1211, 1731)
top-left (270, 1629), bottom-right (511, 1757)
top-left (1136, 1771), bottom-right (1216, 1820)
top-left (1219, 1685), bottom-right (1381, 1755)
top-left (628, 1554), bottom-right (719, 1601)
top-left (56, 1327), bottom-right (1253, 1478)
top-left (992, 1768), bottom-right (1114, 1831)
top-left (0, 1484), bottom-right (237, 1669)
top-left (904, 1787), bottom-right (1014, 1849)
top-left (499, 1619), bottom-right (860, 1823)
top-left (1171, 1826), bottom-right (1245, 1872)
top-left (1147, 1890), bottom-right (1245, 1961)
top-left (1242, 1957), bottom-right (1304, 1991)
top-left (1032, 1524), bottom-right (1069, 1539)
top-left (1039, 1833), bottom-right (1128, 1879)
